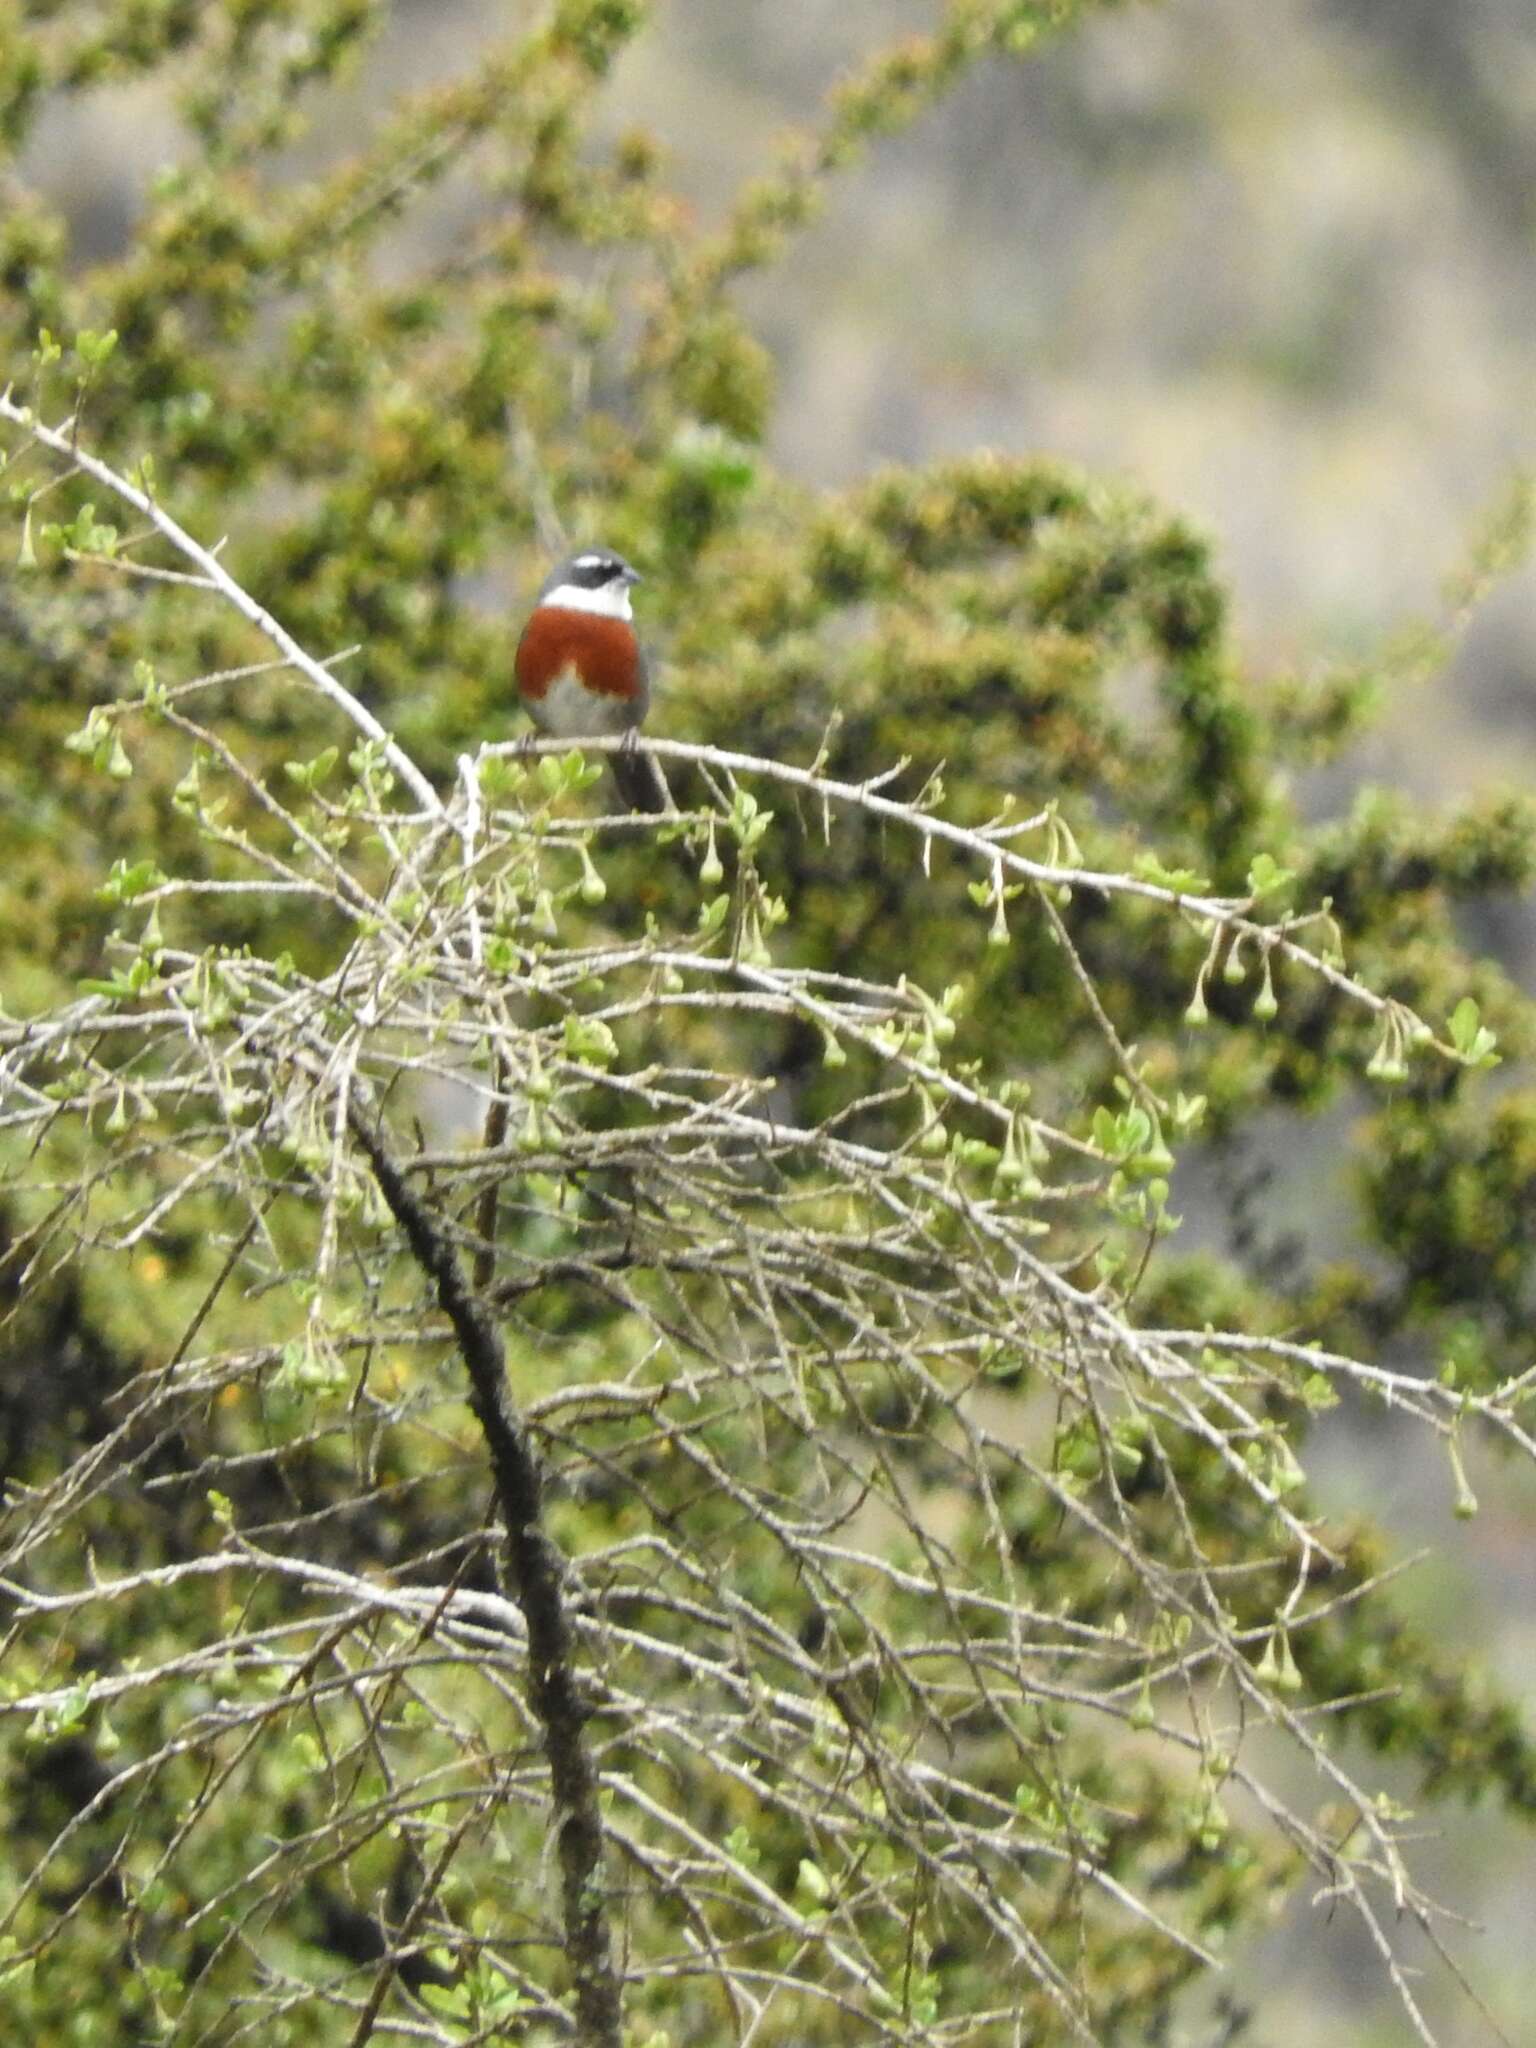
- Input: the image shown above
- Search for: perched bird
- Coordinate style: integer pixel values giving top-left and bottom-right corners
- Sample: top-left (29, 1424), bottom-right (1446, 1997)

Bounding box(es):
top-left (513, 546), bottom-right (670, 815)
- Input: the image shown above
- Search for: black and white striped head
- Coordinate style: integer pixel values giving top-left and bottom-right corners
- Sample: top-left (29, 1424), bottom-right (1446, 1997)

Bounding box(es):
top-left (536, 547), bottom-right (642, 620)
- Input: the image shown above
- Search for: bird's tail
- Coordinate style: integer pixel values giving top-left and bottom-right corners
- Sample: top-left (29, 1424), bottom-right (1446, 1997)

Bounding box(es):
top-left (612, 742), bottom-right (671, 816)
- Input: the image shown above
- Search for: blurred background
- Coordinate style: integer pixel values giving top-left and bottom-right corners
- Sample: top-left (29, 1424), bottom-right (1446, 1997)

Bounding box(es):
top-left (20, 3), bottom-right (1536, 2040)
top-left (29, 3), bottom-right (1536, 786)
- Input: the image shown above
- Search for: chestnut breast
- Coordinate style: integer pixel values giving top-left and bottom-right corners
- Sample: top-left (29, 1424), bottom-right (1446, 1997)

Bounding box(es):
top-left (515, 606), bottom-right (648, 738)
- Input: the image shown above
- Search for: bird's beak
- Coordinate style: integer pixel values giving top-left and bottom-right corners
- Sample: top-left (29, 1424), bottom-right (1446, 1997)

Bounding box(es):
top-left (624, 565), bottom-right (643, 585)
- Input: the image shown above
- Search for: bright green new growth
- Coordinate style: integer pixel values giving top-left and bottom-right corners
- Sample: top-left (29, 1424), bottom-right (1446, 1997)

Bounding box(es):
top-left (1, 6), bottom-right (1535, 2047)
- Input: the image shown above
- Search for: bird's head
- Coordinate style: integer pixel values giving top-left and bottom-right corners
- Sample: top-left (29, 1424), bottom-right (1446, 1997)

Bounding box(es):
top-left (536, 547), bottom-right (642, 620)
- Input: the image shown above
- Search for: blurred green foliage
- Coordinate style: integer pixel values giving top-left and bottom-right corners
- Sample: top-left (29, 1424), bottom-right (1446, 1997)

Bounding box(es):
top-left (2, 3), bottom-right (1536, 2044)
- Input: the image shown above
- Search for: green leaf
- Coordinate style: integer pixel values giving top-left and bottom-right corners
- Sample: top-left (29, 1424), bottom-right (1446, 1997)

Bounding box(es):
top-left (563, 1013), bottom-right (618, 1066)
top-left (729, 787), bottom-right (773, 853)
top-left (1132, 853), bottom-right (1211, 895)
top-left (722, 1823), bottom-right (760, 1870)
top-left (421, 1982), bottom-right (471, 2019)
top-left (1448, 996), bottom-right (1480, 1052)
top-left (1246, 851), bottom-right (1296, 897)
top-left (697, 893), bottom-right (730, 936)
top-left (284, 745), bottom-right (339, 790)
top-left (477, 754), bottom-right (526, 801)
top-left (1448, 995), bottom-right (1500, 1067)
top-left (96, 858), bottom-right (167, 905)
top-left (74, 327), bottom-right (119, 370)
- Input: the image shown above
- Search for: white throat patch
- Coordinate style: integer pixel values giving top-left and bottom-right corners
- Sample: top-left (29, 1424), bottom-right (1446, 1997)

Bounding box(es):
top-left (540, 579), bottom-right (633, 621)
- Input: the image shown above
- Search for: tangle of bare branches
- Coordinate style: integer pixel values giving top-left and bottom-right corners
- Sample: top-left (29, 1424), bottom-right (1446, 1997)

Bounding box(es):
top-left (0, 396), bottom-right (1519, 2048)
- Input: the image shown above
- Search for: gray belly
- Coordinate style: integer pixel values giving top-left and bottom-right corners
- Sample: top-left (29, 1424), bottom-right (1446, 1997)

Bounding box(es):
top-left (529, 667), bottom-right (640, 740)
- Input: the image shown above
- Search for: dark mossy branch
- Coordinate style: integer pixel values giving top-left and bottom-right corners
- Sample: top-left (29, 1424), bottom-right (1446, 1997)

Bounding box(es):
top-left (346, 1103), bottom-right (622, 2048)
